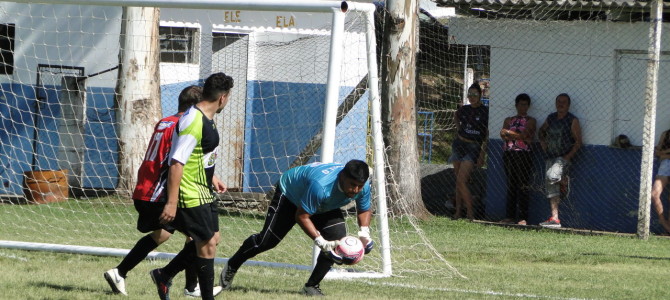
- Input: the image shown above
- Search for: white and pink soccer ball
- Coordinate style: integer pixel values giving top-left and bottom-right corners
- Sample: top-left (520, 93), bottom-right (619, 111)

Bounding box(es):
top-left (335, 236), bottom-right (365, 265)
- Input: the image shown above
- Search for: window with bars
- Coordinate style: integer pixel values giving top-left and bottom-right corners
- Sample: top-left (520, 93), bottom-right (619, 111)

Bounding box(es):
top-left (159, 26), bottom-right (198, 64)
top-left (0, 24), bottom-right (15, 75)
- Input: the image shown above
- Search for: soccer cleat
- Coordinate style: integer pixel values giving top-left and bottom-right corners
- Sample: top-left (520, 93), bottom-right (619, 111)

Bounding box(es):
top-left (212, 285), bottom-right (223, 297)
top-left (149, 268), bottom-right (172, 300)
top-left (539, 217), bottom-right (561, 228)
top-left (103, 268), bottom-right (128, 296)
top-left (219, 263), bottom-right (237, 290)
top-left (301, 284), bottom-right (325, 297)
top-left (184, 283), bottom-right (224, 298)
top-left (184, 283), bottom-right (200, 298)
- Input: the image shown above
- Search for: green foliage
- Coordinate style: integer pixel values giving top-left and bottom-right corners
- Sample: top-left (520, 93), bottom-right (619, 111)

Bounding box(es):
top-left (1, 213), bottom-right (669, 299)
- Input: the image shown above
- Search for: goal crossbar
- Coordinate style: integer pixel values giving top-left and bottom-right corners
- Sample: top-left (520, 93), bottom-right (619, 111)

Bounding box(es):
top-left (7, 0), bottom-right (349, 13)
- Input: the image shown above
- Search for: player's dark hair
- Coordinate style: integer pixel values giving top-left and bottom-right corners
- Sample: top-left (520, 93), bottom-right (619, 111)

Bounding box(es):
top-left (178, 85), bottom-right (202, 112)
top-left (556, 93), bottom-right (571, 105)
top-left (339, 159), bottom-right (370, 183)
top-left (202, 72), bottom-right (234, 102)
top-left (468, 82), bottom-right (482, 96)
top-left (515, 93), bottom-right (531, 106)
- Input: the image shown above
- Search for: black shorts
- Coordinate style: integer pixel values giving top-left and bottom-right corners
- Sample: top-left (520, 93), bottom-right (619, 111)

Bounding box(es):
top-left (270, 186), bottom-right (347, 241)
top-left (172, 202), bottom-right (219, 243)
top-left (133, 200), bottom-right (176, 234)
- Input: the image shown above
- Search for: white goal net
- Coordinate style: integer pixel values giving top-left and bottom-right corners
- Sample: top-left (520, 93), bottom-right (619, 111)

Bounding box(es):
top-left (0, 0), bottom-right (462, 279)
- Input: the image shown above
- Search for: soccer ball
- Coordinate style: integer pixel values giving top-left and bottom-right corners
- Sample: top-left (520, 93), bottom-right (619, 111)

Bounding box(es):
top-left (335, 236), bottom-right (365, 265)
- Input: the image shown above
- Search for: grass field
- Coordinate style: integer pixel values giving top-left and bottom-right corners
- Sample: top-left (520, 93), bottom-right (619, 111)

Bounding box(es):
top-left (2, 206), bottom-right (670, 300)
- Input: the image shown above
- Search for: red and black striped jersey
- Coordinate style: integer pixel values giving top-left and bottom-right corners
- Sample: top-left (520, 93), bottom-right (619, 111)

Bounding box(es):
top-left (132, 113), bottom-right (181, 202)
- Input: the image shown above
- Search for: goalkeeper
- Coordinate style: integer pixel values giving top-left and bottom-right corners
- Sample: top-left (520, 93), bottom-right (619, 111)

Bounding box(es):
top-left (219, 160), bottom-right (374, 296)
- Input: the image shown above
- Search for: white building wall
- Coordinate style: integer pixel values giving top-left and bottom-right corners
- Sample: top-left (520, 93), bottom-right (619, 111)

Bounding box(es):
top-left (1, 3), bottom-right (369, 90)
top-left (449, 17), bottom-right (670, 146)
top-left (0, 3), bottom-right (121, 87)
top-left (161, 7), bottom-right (369, 86)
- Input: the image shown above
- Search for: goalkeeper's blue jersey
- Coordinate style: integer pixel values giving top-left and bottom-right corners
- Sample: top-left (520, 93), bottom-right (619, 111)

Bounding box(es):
top-left (279, 162), bottom-right (371, 215)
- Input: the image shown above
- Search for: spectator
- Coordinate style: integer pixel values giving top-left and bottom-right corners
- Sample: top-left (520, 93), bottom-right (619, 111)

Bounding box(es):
top-left (450, 82), bottom-right (489, 220)
top-left (538, 93), bottom-right (582, 228)
top-left (500, 93), bottom-right (536, 225)
top-left (651, 128), bottom-right (670, 234)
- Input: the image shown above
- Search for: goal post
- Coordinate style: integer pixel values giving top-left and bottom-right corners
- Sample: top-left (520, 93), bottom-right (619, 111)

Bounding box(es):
top-left (0, 0), bottom-right (461, 280)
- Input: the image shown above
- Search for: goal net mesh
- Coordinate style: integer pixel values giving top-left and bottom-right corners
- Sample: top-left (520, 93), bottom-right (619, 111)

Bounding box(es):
top-left (0, 1), bottom-right (461, 278)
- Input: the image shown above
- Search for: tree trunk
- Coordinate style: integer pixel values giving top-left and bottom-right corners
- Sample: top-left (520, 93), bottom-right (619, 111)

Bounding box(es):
top-left (115, 7), bottom-right (161, 196)
top-left (381, 0), bottom-right (428, 218)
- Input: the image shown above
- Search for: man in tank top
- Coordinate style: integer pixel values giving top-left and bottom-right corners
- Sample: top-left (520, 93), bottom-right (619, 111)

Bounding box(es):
top-left (538, 93), bottom-right (582, 228)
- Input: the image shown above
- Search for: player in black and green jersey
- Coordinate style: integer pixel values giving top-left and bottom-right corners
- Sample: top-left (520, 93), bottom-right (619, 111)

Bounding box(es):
top-left (149, 72), bottom-right (234, 300)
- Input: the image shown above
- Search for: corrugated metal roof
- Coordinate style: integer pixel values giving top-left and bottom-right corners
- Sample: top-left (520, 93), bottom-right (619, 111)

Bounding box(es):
top-left (436, 0), bottom-right (669, 10)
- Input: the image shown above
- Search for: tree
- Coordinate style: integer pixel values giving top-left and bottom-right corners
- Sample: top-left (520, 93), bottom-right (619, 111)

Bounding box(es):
top-left (380, 0), bottom-right (428, 217)
top-left (115, 7), bottom-right (162, 195)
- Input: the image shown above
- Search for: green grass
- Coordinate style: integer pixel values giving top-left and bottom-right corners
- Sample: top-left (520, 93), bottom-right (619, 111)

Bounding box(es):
top-left (2, 201), bottom-right (670, 299)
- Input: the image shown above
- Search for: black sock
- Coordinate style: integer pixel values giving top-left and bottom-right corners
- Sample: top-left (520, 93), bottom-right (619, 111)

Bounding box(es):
top-left (116, 234), bottom-right (158, 278)
top-left (162, 241), bottom-right (196, 280)
top-left (305, 252), bottom-right (333, 287)
top-left (195, 257), bottom-right (215, 300)
top-left (184, 263), bottom-right (198, 291)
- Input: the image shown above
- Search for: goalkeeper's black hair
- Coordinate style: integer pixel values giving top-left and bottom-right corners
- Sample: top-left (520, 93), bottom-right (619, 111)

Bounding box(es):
top-left (202, 72), bottom-right (234, 102)
top-left (339, 159), bottom-right (369, 183)
top-left (177, 85), bottom-right (202, 112)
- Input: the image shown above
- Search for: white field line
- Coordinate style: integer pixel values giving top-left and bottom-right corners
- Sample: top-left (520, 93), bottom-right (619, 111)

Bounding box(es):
top-left (359, 280), bottom-right (596, 300)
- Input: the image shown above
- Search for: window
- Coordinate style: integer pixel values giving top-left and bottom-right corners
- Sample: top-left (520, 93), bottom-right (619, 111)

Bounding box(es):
top-left (0, 24), bottom-right (15, 75)
top-left (212, 32), bottom-right (247, 52)
top-left (159, 26), bottom-right (198, 64)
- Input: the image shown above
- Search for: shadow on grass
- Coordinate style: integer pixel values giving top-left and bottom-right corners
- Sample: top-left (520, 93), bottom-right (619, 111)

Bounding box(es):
top-left (32, 281), bottom-right (106, 294)
top-left (225, 286), bottom-right (303, 296)
top-left (581, 252), bottom-right (670, 261)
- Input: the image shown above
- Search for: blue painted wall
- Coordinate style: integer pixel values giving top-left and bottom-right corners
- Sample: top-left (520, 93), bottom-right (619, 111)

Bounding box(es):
top-left (0, 83), bottom-right (118, 193)
top-left (486, 139), bottom-right (665, 234)
top-left (0, 80), bottom-right (367, 196)
top-left (243, 80), bottom-right (368, 193)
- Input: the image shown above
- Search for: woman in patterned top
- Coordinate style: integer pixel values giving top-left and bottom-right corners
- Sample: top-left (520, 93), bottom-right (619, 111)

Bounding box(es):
top-left (450, 82), bottom-right (489, 220)
top-left (652, 128), bottom-right (670, 234)
top-left (500, 93), bottom-right (536, 225)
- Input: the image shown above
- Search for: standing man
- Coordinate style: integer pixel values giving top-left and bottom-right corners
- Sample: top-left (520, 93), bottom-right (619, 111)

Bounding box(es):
top-left (104, 85), bottom-right (216, 297)
top-left (538, 93), bottom-right (582, 228)
top-left (219, 160), bottom-right (374, 297)
top-left (149, 73), bottom-right (234, 300)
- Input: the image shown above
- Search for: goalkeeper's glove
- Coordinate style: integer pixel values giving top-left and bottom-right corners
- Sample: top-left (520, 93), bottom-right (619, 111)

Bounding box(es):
top-left (314, 236), bottom-right (339, 252)
top-left (327, 250), bottom-right (344, 265)
top-left (358, 226), bottom-right (374, 254)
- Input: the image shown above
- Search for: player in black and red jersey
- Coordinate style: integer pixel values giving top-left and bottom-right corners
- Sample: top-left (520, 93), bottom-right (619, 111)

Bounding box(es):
top-left (104, 85), bottom-right (222, 297)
